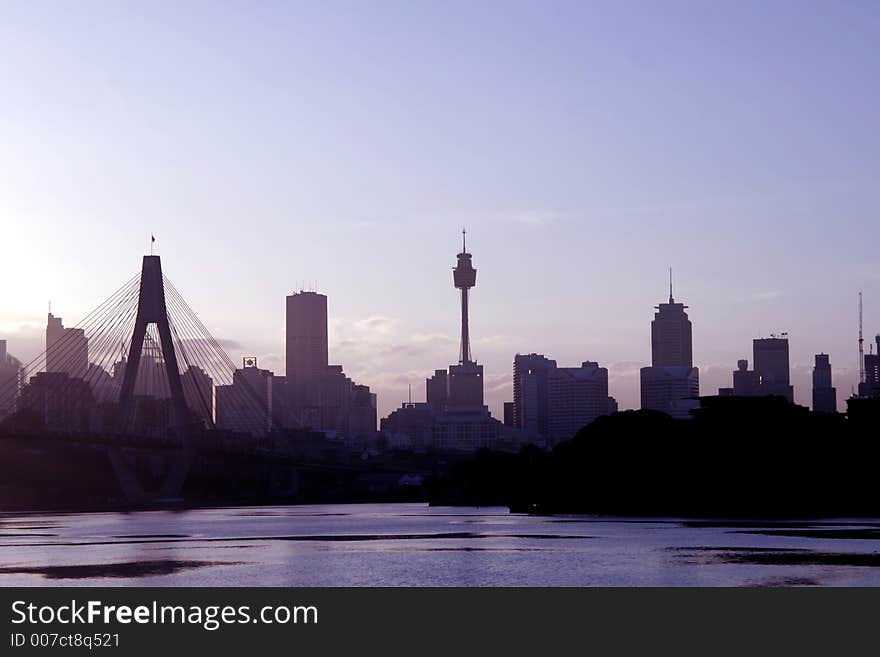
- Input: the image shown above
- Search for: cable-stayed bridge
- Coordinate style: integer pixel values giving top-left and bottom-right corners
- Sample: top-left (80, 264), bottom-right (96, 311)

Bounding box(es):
top-left (2, 255), bottom-right (272, 438)
top-left (0, 255), bottom-right (421, 509)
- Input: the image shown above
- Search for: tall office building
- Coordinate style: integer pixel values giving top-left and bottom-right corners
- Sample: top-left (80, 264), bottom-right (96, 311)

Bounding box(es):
top-left (216, 359), bottom-right (275, 436)
top-left (858, 335), bottom-right (880, 398)
top-left (732, 359), bottom-right (761, 396)
top-left (753, 336), bottom-right (794, 402)
top-left (19, 372), bottom-right (94, 432)
top-left (651, 271), bottom-right (693, 368)
top-left (0, 340), bottom-right (23, 419)
top-left (512, 353), bottom-right (556, 435)
top-left (285, 291), bottom-right (328, 411)
top-left (546, 361), bottom-right (612, 441)
top-left (812, 353), bottom-right (837, 413)
top-left (426, 369), bottom-right (448, 409)
top-left (503, 402), bottom-right (515, 427)
top-left (641, 366), bottom-right (700, 419)
top-left (510, 353), bottom-right (614, 443)
top-left (46, 313), bottom-right (88, 379)
top-left (284, 290), bottom-right (376, 436)
top-left (181, 365), bottom-right (214, 426)
top-left (640, 273), bottom-right (699, 418)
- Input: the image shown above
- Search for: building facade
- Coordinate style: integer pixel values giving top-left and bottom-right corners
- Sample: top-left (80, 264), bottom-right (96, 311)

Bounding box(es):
top-left (284, 291), bottom-right (376, 437)
top-left (812, 353), bottom-right (837, 413)
top-left (216, 361), bottom-right (275, 436)
top-left (753, 336), bottom-right (794, 402)
top-left (640, 366), bottom-right (700, 419)
top-left (0, 340), bottom-right (23, 420)
top-left (858, 335), bottom-right (880, 398)
top-left (46, 313), bottom-right (88, 380)
top-left (512, 354), bottom-right (614, 442)
top-left (640, 276), bottom-right (700, 418)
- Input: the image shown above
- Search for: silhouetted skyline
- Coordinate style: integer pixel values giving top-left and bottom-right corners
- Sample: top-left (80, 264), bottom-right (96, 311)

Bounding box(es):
top-left (2, 2), bottom-right (879, 417)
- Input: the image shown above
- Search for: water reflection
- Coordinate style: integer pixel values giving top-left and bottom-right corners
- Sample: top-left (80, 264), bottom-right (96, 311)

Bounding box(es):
top-left (1, 504), bottom-right (880, 586)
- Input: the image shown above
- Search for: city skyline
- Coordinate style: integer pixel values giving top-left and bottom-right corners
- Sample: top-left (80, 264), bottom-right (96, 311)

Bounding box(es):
top-left (2, 2), bottom-right (880, 418)
top-left (1, 234), bottom-right (877, 421)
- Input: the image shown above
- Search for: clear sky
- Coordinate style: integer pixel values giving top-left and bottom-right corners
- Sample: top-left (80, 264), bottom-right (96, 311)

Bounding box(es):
top-left (2, 1), bottom-right (879, 419)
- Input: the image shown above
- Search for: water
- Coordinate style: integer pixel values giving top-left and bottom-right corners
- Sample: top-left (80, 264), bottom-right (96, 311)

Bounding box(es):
top-left (2, 503), bottom-right (880, 586)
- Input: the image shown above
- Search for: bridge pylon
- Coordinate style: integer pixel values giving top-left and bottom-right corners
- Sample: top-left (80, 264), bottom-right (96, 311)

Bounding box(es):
top-left (118, 255), bottom-right (190, 432)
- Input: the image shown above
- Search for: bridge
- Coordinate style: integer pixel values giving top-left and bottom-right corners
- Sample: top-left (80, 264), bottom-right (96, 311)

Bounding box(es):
top-left (0, 255), bottom-right (430, 508)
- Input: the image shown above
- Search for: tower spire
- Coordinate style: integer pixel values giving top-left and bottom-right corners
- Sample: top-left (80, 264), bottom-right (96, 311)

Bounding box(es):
top-left (669, 267), bottom-right (674, 303)
top-left (462, 227), bottom-right (467, 254)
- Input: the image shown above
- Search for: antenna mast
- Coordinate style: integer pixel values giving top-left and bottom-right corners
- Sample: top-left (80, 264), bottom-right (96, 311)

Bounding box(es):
top-left (859, 292), bottom-right (865, 385)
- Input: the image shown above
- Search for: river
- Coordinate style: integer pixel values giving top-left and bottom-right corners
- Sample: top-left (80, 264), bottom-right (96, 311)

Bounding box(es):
top-left (2, 503), bottom-right (880, 586)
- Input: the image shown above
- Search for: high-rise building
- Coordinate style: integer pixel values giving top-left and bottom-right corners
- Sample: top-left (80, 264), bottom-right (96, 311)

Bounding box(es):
top-left (640, 273), bottom-right (699, 418)
top-left (447, 362), bottom-right (483, 407)
top-left (0, 340), bottom-right (24, 420)
top-left (19, 371), bottom-right (94, 432)
top-left (812, 353), bottom-right (837, 413)
top-left (732, 359), bottom-right (761, 396)
top-left (46, 313), bottom-right (88, 379)
top-left (640, 366), bottom-right (700, 419)
top-left (651, 270), bottom-right (693, 368)
top-left (546, 361), bottom-right (613, 441)
top-left (216, 359), bottom-right (275, 436)
top-left (285, 291), bottom-right (328, 412)
top-left (503, 401), bottom-right (515, 427)
top-left (858, 335), bottom-right (880, 398)
top-left (510, 353), bottom-right (614, 442)
top-left (512, 353), bottom-right (556, 435)
top-left (753, 336), bottom-right (793, 402)
top-left (284, 290), bottom-right (376, 436)
top-left (181, 365), bottom-right (214, 426)
top-left (426, 369), bottom-right (448, 409)
top-left (721, 337), bottom-right (795, 402)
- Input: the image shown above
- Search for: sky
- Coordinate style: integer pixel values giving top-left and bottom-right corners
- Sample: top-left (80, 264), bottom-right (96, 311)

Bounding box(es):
top-left (1, 1), bottom-right (879, 419)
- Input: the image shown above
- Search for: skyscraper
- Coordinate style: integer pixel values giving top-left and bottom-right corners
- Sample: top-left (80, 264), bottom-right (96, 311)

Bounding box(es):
top-left (640, 272), bottom-right (699, 418)
top-left (0, 340), bottom-right (23, 419)
top-left (512, 353), bottom-right (556, 435)
top-left (812, 353), bottom-right (836, 413)
top-left (753, 336), bottom-right (793, 402)
top-left (181, 365), bottom-right (214, 426)
top-left (732, 359), bottom-right (761, 396)
top-left (216, 358), bottom-right (274, 436)
top-left (857, 335), bottom-right (880, 398)
top-left (284, 290), bottom-right (376, 436)
top-left (546, 361), bottom-right (613, 441)
top-left (285, 291), bottom-right (329, 412)
top-left (46, 312), bottom-right (88, 379)
top-left (651, 269), bottom-right (693, 368)
top-left (640, 366), bottom-right (700, 419)
top-left (510, 353), bottom-right (615, 443)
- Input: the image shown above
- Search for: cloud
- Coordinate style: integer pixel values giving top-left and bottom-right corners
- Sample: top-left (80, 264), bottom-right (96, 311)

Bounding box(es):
top-left (353, 315), bottom-right (398, 335)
